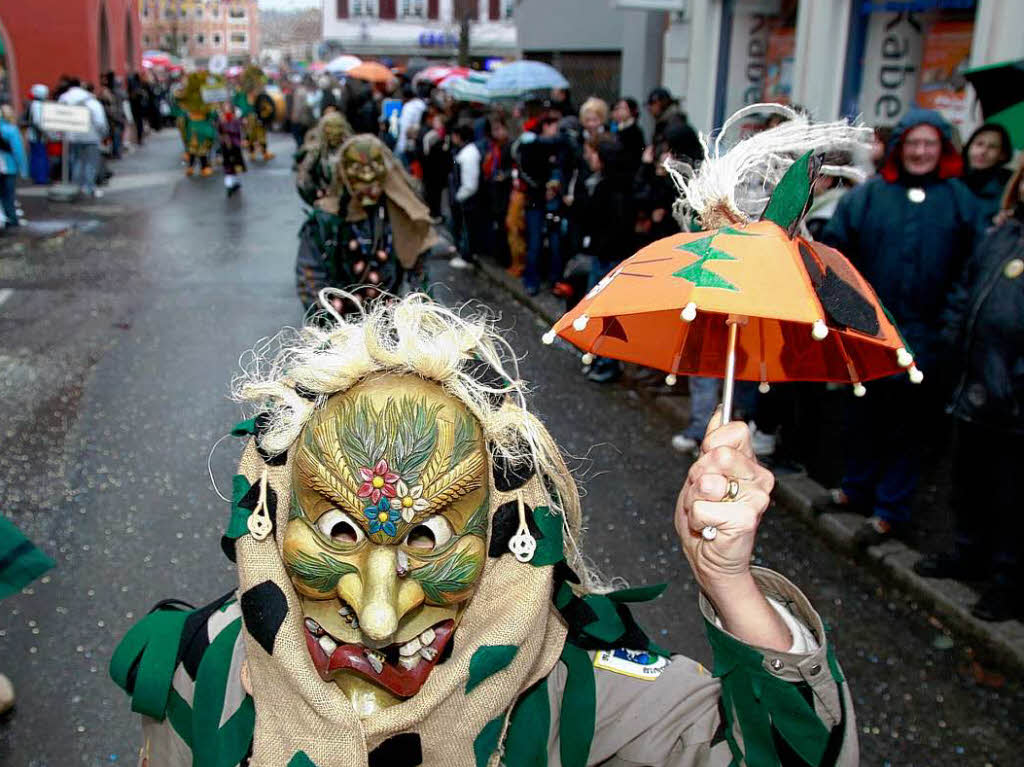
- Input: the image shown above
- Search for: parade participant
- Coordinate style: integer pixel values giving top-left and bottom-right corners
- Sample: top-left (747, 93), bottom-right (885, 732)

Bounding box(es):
top-left (821, 108), bottom-right (981, 547)
top-left (236, 65), bottom-right (276, 163)
top-left (21, 84), bottom-right (52, 184)
top-left (175, 72), bottom-right (222, 178)
top-left (218, 102), bottom-right (246, 197)
top-left (296, 131), bottom-right (437, 315)
top-left (111, 292), bottom-right (857, 766)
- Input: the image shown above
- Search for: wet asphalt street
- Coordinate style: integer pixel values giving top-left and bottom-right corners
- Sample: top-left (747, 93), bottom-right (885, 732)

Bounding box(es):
top-left (0, 132), bottom-right (1021, 766)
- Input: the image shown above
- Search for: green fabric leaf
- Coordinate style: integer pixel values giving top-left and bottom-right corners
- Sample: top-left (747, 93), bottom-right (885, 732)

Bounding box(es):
top-left (606, 583), bottom-right (668, 603)
top-left (673, 234), bottom-right (740, 291)
top-left (705, 617), bottom-right (832, 767)
top-left (224, 475), bottom-right (254, 541)
top-left (761, 151), bottom-right (814, 235)
top-left (0, 515), bottom-right (55, 599)
top-left (530, 506), bottom-right (564, 566)
top-left (466, 644), bottom-right (519, 695)
top-left (288, 751), bottom-right (319, 767)
top-left (580, 594), bottom-right (626, 643)
top-left (504, 679), bottom-right (550, 766)
top-left (558, 643), bottom-right (596, 767)
top-left (192, 617), bottom-right (251, 767)
top-left (230, 418), bottom-right (257, 437)
top-left (474, 716), bottom-right (504, 767)
top-left (109, 608), bottom-right (190, 720)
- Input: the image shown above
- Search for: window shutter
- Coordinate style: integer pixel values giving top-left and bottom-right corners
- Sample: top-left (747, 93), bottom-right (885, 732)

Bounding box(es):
top-left (337, 0), bottom-right (348, 18)
top-left (428, 0), bottom-right (439, 19)
top-left (489, 0), bottom-right (500, 20)
top-left (380, 0), bottom-right (397, 19)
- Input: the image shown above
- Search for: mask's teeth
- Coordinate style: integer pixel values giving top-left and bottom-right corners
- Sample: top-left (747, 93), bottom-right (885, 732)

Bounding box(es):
top-left (398, 637), bottom-right (422, 657)
top-left (318, 635), bottom-right (338, 655)
top-left (419, 628), bottom-right (435, 646)
top-left (398, 655), bottom-right (421, 671)
top-left (419, 646), bottom-right (437, 662)
top-left (365, 649), bottom-right (384, 674)
top-left (304, 618), bottom-right (323, 637)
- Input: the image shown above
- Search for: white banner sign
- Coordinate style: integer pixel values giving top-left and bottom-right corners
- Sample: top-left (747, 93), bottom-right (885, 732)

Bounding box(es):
top-left (858, 10), bottom-right (929, 126)
top-left (40, 102), bottom-right (91, 133)
top-left (201, 87), bottom-right (230, 104)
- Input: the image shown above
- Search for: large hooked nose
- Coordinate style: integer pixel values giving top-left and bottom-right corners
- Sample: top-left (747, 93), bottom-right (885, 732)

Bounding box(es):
top-left (359, 546), bottom-right (398, 641)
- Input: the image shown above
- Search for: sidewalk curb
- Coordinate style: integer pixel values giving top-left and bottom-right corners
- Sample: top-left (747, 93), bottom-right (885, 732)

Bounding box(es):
top-left (472, 257), bottom-right (1024, 676)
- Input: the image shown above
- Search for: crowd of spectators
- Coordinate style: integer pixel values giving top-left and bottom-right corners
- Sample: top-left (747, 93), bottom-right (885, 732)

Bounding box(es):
top-left (372, 79), bottom-right (1022, 622)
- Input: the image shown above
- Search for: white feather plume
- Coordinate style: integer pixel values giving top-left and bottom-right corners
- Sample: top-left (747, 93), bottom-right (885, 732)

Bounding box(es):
top-left (664, 103), bottom-right (874, 230)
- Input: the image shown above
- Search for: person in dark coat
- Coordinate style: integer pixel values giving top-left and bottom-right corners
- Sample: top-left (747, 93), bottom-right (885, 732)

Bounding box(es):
top-left (913, 161), bottom-right (1024, 621)
top-left (821, 108), bottom-right (982, 547)
top-left (961, 122), bottom-right (1013, 224)
top-left (611, 97), bottom-right (644, 177)
top-left (646, 87), bottom-right (701, 166)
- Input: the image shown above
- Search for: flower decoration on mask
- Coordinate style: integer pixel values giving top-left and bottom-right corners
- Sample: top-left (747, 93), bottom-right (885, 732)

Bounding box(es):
top-left (357, 459), bottom-right (400, 503)
top-left (364, 497), bottom-right (401, 537)
top-left (391, 480), bottom-right (429, 523)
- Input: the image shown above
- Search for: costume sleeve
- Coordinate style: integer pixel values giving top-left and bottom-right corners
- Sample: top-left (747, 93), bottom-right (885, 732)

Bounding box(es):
top-left (548, 568), bottom-right (858, 767)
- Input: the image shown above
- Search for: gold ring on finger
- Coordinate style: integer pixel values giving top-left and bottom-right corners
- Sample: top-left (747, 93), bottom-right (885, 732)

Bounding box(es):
top-left (722, 478), bottom-right (740, 502)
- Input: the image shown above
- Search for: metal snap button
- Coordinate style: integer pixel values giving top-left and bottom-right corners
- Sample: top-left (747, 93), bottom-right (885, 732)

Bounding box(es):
top-left (809, 663), bottom-right (822, 676)
top-left (769, 658), bottom-right (784, 672)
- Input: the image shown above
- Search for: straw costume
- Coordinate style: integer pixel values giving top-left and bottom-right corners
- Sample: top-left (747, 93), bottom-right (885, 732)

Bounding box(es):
top-left (235, 66), bottom-right (275, 162)
top-left (175, 72), bottom-right (223, 177)
top-left (295, 133), bottom-right (437, 314)
top-left (111, 292), bottom-right (858, 766)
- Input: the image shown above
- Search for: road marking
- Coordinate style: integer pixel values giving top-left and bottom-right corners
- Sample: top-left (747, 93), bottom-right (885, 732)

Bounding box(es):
top-left (0, 288), bottom-right (13, 308)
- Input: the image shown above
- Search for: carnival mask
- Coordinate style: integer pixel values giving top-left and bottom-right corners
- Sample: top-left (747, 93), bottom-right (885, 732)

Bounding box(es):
top-left (341, 138), bottom-right (388, 206)
top-left (321, 114), bottom-right (349, 149)
top-left (284, 375), bottom-right (488, 713)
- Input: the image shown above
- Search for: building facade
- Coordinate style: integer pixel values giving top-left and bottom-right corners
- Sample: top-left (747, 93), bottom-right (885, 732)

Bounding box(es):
top-left (139, 0), bottom-right (261, 68)
top-left (672, 0), bottom-right (1024, 136)
top-left (321, 0), bottom-right (517, 64)
top-left (0, 0), bottom-right (141, 112)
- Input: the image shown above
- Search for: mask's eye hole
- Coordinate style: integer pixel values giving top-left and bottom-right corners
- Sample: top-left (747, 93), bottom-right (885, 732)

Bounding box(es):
top-left (316, 509), bottom-right (365, 545)
top-left (404, 515), bottom-right (453, 551)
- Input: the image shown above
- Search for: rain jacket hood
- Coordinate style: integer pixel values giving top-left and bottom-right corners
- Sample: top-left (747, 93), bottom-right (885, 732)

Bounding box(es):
top-left (880, 108), bottom-right (962, 183)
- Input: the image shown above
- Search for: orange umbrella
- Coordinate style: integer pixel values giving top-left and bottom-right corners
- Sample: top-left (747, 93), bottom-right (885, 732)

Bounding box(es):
top-left (543, 152), bottom-right (919, 537)
top-left (347, 61), bottom-right (396, 84)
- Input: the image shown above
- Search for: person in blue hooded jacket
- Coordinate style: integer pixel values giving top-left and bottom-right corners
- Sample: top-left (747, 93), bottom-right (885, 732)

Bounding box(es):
top-left (821, 108), bottom-right (982, 547)
top-left (0, 105), bottom-right (28, 230)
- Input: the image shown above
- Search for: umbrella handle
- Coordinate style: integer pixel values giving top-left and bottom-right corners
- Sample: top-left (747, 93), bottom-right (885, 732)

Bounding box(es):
top-left (702, 319), bottom-right (741, 542)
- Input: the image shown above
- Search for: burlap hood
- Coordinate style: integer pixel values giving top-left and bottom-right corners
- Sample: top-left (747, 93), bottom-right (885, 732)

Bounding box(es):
top-left (233, 424), bottom-right (568, 766)
top-left (338, 135), bottom-right (440, 269)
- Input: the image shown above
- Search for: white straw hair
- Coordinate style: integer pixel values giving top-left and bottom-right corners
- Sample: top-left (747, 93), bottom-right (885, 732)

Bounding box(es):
top-left (232, 291), bottom-right (601, 589)
top-left (665, 103), bottom-right (874, 229)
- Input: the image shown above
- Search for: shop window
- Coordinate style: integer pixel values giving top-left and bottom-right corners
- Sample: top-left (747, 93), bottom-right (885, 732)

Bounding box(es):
top-left (503, 0), bottom-right (514, 19)
top-left (337, 0), bottom-right (349, 19)
top-left (401, 0), bottom-right (426, 18)
top-left (352, 0), bottom-right (378, 17)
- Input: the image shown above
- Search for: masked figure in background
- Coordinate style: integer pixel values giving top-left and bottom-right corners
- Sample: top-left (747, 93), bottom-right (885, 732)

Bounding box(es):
top-left (295, 133), bottom-right (437, 316)
top-left (174, 72), bottom-right (222, 177)
top-left (235, 65), bottom-right (276, 163)
top-left (112, 292), bottom-right (859, 766)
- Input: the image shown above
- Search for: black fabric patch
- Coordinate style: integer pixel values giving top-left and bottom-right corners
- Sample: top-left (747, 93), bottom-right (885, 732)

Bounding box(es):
top-left (710, 699), bottom-right (728, 748)
top-left (559, 596), bottom-right (599, 640)
top-left (798, 241), bottom-right (822, 287)
top-left (240, 581), bottom-right (288, 656)
top-left (368, 733), bottom-right (423, 767)
top-left (221, 536), bottom-right (238, 563)
top-left (817, 267), bottom-right (881, 336)
top-left (490, 443), bottom-right (536, 492)
top-left (253, 412), bottom-right (289, 466)
top-left (488, 500), bottom-right (542, 558)
top-left (553, 560), bottom-right (581, 588)
top-left (179, 591), bottom-right (236, 678)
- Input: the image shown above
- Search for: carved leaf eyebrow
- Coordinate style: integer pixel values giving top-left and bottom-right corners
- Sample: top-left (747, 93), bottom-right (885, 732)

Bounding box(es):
top-left (423, 452), bottom-right (486, 510)
top-left (295, 423), bottom-right (365, 517)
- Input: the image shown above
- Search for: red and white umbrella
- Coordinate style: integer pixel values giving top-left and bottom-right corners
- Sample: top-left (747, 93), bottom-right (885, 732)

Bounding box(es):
top-left (414, 65), bottom-right (469, 85)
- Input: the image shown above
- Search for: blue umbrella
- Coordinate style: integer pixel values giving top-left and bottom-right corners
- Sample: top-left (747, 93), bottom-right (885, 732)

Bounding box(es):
top-left (486, 60), bottom-right (569, 98)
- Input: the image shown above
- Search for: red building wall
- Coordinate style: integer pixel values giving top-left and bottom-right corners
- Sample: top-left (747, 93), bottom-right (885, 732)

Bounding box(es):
top-left (0, 0), bottom-right (141, 112)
